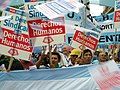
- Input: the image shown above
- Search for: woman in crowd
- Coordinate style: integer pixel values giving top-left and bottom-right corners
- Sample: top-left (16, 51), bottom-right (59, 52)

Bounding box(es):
top-left (35, 52), bottom-right (62, 68)
top-left (98, 51), bottom-right (108, 64)
top-left (50, 52), bottom-right (61, 68)
top-left (80, 49), bottom-right (93, 65)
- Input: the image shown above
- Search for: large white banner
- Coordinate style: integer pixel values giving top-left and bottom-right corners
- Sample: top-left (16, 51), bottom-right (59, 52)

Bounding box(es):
top-left (35, 0), bottom-right (84, 19)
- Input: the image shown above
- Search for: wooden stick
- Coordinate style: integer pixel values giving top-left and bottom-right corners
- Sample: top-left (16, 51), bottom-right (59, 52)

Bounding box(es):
top-left (7, 57), bottom-right (14, 72)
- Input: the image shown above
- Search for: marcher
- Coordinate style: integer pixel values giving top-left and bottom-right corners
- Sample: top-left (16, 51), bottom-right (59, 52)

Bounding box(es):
top-left (69, 49), bottom-right (81, 66)
top-left (80, 49), bottom-right (92, 64)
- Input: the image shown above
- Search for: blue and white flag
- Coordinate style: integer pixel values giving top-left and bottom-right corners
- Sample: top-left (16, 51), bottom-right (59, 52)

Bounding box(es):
top-left (0, 65), bottom-right (120, 90)
top-left (0, 66), bottom-right (99, 90)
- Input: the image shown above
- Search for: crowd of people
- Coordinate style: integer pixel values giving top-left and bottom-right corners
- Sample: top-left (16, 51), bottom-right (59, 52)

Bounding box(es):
top-left (0, 44), bottom-right (120, 71)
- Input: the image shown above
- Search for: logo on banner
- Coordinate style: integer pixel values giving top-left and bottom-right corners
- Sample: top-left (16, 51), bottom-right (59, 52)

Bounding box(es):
top-left (8, 48), bottom-right (18, 56)
top-left (79, 45), bottom-right (85, 51)
top-left (29, 23), bottom-right (42, 31)
top-left (43, 36), bottom-right (54, 44)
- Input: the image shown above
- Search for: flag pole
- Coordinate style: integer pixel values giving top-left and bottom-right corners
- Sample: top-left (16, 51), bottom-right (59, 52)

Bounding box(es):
top-left (79, 0), bottom-right (90, 51)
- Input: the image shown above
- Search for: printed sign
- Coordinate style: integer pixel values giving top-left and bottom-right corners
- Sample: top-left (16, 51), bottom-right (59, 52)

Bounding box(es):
top-left (65, 11), bottom-right (84, 34)
top-left (65, 33), bottom-right (73, 45)
top-left (0, 7), bottom-right (33, 61)
top-left (35, 0), bottom-right (84, 19)
top-left (27, 17), bottom-right (66, 46)
top-left (98, 20), bottom-right (120, 44)
top-left (0, 15), bottom-right (12, 21)
top-left (114, 0), bottom-right (120, 28)
top-left (99, 20), bottom-right (114, 32)
top-left (93, 12), bottom-right (113, 22)
top-left (24, 0), bottom-right (47, 20)
top-left (99, 31), bottom-right (120, 44)
top-left (71, 27), bottom-right (99, 51)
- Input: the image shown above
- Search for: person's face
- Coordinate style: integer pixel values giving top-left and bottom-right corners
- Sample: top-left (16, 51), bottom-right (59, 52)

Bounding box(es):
top-left (70, 55), bottom-right (78, 64)
top-left (83, 52), bottom-right (92, 64)
top-left (51, 55), bottom-right (59, 65)
top-left (62, 47), bottom-right (70, 55)
top-left (76, 57), bottom-right (84, 65)
top-left (99, 52), bottom-right (107, 62)
top-left (113, 53), bottom-right (118, 61)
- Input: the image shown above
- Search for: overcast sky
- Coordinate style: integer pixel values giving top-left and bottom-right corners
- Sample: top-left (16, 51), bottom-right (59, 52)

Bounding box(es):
top-left (90, 4), bottom-right (104, 16)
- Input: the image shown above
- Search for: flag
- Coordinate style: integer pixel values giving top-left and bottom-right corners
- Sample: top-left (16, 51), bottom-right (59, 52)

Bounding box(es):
top-left (0, 65), bottom-right (120, 90)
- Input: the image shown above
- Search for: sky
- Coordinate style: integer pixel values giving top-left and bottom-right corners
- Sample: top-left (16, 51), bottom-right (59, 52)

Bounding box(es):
top-left (90, 4), bottom-right (104, 16)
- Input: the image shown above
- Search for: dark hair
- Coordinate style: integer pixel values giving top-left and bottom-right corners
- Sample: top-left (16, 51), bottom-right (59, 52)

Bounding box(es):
top-left (94, 51), bottom-right (100, 57)
top-left (83, 49), bottom-right (92, 56)
top-left (51, 52), bottom-right (61, 62)
top-left (0, 55), bottom-right (5, 59)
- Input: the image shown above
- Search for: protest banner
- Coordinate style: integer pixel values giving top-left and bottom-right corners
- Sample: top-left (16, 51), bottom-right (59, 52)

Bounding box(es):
top-left (65, 12), bottom-right (83, 34)
top-left (98, 20), bottom-right (120, 45)
top-left (0, 65), bottom-right (100, 90)
top-left (35, 0), bottom-right (84, 19)
top-left (99, 20), bottom-right (114, 31)
top-left (89, 60), bottom-right (120, 90)
top-left (65, 33), bottom-right (73, 45)
top-left (71, 27), bottom-right (99, 51)
top-left (93, 12), bottom-right (113, 22)
top-left (0, 7), bottom-right (33, 61)
top-left (25, 0), bottom-right (66, 47)
top-left (27, 17), bottom-right (66, 46)
top-left (114, 0), bottom-right (120, 28)
top-left (99, 31), bottom-right (120, 44)
top-left (24, 0), bottom-right (47, 20)
top-left (0, 15), bottom-right (12, 21)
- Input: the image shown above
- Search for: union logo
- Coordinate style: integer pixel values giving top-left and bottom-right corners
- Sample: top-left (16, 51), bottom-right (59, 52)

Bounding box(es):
top-left (43, 36), bottom-right (54, 44)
